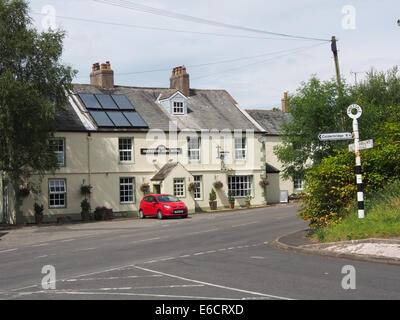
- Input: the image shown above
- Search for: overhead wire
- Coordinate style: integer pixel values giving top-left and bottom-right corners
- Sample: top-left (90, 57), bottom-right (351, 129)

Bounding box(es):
top-left (93, 0), bottom-right (331, 42)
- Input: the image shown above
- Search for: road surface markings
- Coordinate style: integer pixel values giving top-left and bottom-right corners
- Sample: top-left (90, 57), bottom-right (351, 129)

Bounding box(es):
top-left (231, 222), bottom-right (258, 228)
top-left (99, 284), bottom-right (204, 291)
top-left (131, 237), bottom-right (161, 244)
top-left (73, 247), bottom-right (97, 252)
top-left (134, 265), bottom-right (294, 300)
top-left (17, 290), bottom-right (235, 300)
top-left (191, 228), bottom-right (219, 235)
top-left (30, 243), bottom-right (50, 247)
top-left (60, 239), bottom-right (76, 242)
top-left (63, 274), bottom-right (162, 282)
top-left (0, 248), bottom-right (18, 254)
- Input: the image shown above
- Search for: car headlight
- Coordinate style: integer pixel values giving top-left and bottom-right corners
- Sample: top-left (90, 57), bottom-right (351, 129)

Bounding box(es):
top-left (163, 205), bottom-right (172, 209)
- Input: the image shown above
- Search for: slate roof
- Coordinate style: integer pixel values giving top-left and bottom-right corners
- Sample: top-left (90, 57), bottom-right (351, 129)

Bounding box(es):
top-left (58, 84), bottom-right (262, 132)
top-left (55, 104), bottom-right (87, 131)
top-left (151, 162), bottom-right (178, 181)
top-left (266, 163), bottom-right (280, 173)
top-left (245, 110), bottom-right (292, 135)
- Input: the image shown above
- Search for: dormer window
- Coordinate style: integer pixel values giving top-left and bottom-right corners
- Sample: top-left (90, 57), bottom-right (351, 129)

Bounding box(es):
top-left (173, 101), bottom-right (184, 115)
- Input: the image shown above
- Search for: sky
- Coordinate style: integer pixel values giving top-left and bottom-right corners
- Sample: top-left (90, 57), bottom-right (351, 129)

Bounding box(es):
top-left (28, 0), bottom-right (400, 110)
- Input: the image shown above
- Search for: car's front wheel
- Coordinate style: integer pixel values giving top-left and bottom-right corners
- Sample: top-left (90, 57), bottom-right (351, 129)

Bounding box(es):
top-left (139, 209), bottom-right (145, 219)
top-left (157, 210), bottom-right (164, 220)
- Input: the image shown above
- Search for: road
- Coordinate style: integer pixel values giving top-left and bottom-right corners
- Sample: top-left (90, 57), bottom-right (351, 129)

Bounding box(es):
top-left (0, 204), bottom-right (399, 300)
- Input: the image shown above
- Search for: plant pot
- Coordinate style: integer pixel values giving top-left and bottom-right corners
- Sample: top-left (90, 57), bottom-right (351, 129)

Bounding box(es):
top-left (229, 201), bottom-right (235, 209)
top-left (81, 211), bottom-right (90, 221)
top-left (35, 214), bottom-right (43, 224)
top-left (209, 201), bottom-right (217, 210)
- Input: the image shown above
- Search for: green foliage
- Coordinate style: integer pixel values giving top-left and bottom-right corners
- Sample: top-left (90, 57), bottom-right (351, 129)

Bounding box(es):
top-left (209, 189), bottom-right (217, 201)
top-left (80, 199), bottom-right (91, 212)
top-left (33, 202), bottom-right (43, 215)
top-left (274, 67), bottom-right (400, 180)
top-left (299, 121), bottom-right (400, 228)
top-left (312, 180), bottom-right (400, 242)
top-left (0, 0), bottom-right (76, 191)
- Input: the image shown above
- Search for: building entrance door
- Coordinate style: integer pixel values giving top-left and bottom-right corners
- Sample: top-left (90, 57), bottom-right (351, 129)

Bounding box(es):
top-left (153, 184), bottom-right (161, 194)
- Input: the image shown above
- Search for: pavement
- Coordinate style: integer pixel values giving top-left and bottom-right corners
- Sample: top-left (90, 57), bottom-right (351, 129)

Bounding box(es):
top-left (1, 204), bottom-right (400, 300)
top-left (272, 229), bottom-right (400, 266)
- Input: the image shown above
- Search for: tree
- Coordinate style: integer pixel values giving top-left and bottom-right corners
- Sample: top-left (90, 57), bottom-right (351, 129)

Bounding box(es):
top-left (274, 67), bottom-right (400, 180)
top-left (0, 0), bottom-right (76, 223)
top-left (273, 76), bottom-right (353, 180)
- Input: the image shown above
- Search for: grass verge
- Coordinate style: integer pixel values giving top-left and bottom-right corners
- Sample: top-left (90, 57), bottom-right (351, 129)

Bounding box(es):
top-left (311, 180), bottom-right (400, 242)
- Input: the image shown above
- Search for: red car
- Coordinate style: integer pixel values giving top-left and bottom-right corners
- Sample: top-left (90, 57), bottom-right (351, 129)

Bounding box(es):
top-left (139, 194), bottom-right (188, 219)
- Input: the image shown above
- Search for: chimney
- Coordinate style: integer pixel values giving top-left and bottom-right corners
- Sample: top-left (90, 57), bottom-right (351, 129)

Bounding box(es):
top-left (90, 61), bottom-right (114, 89)
top-left (170, 66), bottom-right (190, 97)
top-left (281, 92), bottom-right (289, 112)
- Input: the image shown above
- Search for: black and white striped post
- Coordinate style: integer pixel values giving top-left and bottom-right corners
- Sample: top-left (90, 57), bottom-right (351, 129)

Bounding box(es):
top-left (347, 104), bottom-right (364, 219)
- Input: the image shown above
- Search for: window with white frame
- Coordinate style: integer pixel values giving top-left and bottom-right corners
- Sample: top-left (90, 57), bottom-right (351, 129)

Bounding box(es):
top-left (234, 137), bottom-right (246, 160)
top-left (49, 179), bottom-right (66, 208)
top-left (293, 175), bottom-right (304, 190)
top-left (173, 178), bottom-right (185, 197)
top-left (188, 137), bottom-right (200, 162)
top-left (119, 138), bottom-right (134, 163)
top-left (50, 138), bottom-right (65, 167)
top-left (228, 175), bottom-right (252, 198)
top-left (193, 175), bottom-right (202, 200)
top-left (173, 101), bottom-right (184, 114)
top-left (120, 177), bottom-right (135, 203)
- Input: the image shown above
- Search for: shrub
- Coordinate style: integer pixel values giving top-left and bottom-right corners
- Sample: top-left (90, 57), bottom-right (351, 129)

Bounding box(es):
top-left (209, 189), bottom-right (217, 201)
top-left (299, 121), bottom-right (400, 228)
top-left (188, 182), bottom-right (197, 193)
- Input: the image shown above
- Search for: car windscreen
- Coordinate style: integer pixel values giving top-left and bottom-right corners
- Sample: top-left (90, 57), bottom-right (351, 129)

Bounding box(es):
top-left (157, 195), bottom-right (180, 203)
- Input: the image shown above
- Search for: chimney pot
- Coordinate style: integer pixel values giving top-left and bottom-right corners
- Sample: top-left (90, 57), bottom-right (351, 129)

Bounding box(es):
top-left (90, 61), bottom-right (114, 89)
top-left (170, 65), bottom-right (190, 97)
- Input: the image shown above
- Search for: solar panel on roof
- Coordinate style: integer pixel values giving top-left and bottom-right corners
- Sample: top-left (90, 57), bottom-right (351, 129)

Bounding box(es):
top-left (106, 111), bottom-right (131, 127)
top-left (123, 112), bottom-right (148, 127)
top-left (78, 93), bottom-right (101, 109)
top-left (95, 94), bottom-right (118, 109)
top-left (89, 111), bottom-right (115, 127)
top-left (111, 94), bottom-right (135, 110)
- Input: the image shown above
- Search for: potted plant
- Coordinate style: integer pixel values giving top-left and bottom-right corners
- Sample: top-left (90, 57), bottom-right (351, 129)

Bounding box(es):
top-left (94, 206), bottom-right (114, 221)
top-left (140, 183), bottom-right (150, 194)
top-left (188, 182), bottom-right (197, 194)
top-left (259, 178), bottom-right (269, 188)
top-left (18, 187), bottom-right (30, 198)
top-left (228, 190), bottom-right (235, 209)
top-left (245, 195), bottom-right (253, 208)
top-left (213, 181), bottom-right (223, 190)
top-left (80, 184), bottom-right (92, 196)
top-left (209, 189), bottom-right (217, 210)
top-left (80, 199), bottom-right (91, 221)
top-left (34, 203), bottom-right (44, 224)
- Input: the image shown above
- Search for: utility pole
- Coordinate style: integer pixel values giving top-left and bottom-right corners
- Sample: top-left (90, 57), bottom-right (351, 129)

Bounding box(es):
top-left (350, 71), bottom-right (364, 86)
top-left (331, 36), bottom-right (341, 88)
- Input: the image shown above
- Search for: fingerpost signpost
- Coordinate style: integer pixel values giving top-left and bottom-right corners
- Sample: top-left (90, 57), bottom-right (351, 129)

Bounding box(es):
top-left (347, 104), bottom-right (365, 219)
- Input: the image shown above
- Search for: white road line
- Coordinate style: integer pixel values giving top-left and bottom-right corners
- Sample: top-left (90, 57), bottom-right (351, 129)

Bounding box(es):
top-left (134, 265), bottom-right (294, 300)
top-left (191, 228), bottom-right (219, 235)
top-left (63, 275), bottom-right (162, 282)
top-left (0, 248), bottom-right (18, 254)
top-left (30, 243), bottom-right (50, 247)
top-left (19, 290), bottom-right (235, 300)
top-left (131, 237), bottom-right (161, 243)
top-left (74, 247), bottom-right (97, 252)
top-left (60, 239), bottom-right (76, 242)
top-left (99, 284), bottom-right (204, 291)
top-left (231, 222), bottom-right (258, 228)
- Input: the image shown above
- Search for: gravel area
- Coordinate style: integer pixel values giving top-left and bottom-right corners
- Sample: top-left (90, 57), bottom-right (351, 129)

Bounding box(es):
top-left (324, 243), bottom-right (400, 258)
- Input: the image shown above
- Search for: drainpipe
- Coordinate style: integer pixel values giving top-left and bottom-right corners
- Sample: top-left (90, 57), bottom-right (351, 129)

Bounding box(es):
top-left (87, 132), bottom-right (92, 209)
